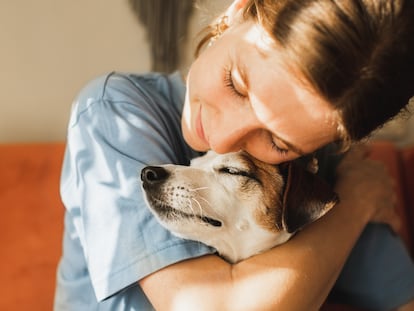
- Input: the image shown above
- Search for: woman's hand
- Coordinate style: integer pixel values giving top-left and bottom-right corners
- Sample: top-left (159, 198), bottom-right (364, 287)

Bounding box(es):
top-left (334, 144), bottom-right (401, 232)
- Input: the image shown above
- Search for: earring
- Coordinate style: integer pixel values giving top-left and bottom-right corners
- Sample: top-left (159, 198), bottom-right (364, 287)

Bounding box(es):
top-left (307, 154), bottom-right (319, 174)
top-left (208, 15), bottom-right (229, 46)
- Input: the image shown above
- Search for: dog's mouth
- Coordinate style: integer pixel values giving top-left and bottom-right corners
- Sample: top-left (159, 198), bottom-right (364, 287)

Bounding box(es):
top-left (199, 215), bottom-right (222, 227)
top-left (148, 198), bottom-right (222, 228)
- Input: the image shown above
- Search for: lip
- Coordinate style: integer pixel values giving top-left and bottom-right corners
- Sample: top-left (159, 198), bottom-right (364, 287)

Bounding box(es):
top-left (195, 105), bottom-right (209, 147)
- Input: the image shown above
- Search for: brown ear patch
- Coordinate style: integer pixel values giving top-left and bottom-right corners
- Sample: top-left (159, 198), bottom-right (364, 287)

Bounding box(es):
top-left (281, 162), bottom-right (339, 233)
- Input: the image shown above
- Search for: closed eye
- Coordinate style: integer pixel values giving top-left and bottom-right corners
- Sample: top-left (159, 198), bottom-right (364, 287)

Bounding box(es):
top-left (223, 67), bottom-right (246, 99)
top-left (218, 167), bottom-right (260, 183)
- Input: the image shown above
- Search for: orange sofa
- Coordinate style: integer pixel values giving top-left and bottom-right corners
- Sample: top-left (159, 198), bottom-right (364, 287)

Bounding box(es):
top-left (1, 141), bottom-right (413, 310)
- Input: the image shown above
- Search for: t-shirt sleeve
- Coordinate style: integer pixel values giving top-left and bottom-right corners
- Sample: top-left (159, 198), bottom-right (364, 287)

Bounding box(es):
top-left (60, 73), bottom-right (215, 301)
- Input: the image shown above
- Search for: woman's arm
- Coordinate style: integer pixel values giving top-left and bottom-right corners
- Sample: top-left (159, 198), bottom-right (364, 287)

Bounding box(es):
top-left (140, 146), bottom-right (399, 311)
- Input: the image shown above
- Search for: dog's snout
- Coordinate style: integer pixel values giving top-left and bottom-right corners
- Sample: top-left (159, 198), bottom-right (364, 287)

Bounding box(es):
top-left (141, 166), bottom-right (169, 183)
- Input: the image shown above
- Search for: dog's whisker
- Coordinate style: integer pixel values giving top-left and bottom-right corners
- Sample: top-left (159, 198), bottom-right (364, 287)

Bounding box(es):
top-left (188, 186), bottom-right (209, 192)
top-left (185, 197), bottom-right (199, 216)
top-left (198, 196), bottom-right (212, 207)
top-left (197, 196), bottom-right (228, 219)
top-left (190, 197), bottom-right (204, 216)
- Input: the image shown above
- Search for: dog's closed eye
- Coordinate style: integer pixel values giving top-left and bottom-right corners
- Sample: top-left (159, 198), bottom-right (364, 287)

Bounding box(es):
top-left (217, 167), bottom-right (260, 183)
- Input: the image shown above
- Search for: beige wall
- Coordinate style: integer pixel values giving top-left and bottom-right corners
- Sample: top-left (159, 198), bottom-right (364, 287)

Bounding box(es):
top-left (0, 0), bottom-right (150, 142)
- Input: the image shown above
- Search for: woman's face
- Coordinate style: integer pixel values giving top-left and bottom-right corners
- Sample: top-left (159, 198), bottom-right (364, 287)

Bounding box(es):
top-left (182, 20), bottom-right (339, 164)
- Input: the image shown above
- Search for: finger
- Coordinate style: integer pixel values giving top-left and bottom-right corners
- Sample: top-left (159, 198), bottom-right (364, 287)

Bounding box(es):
top-left (387, 208), bottom-right (402, 234)
top-left (338, 144), bottom-right (369, 171)
top-left (348, 143), bottom-right (369, 159)
top-left (372, 200), bottom-right (402, 233)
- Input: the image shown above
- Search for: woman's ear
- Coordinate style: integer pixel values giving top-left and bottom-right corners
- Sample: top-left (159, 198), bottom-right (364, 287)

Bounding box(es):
top-left (225, 0), bottom-right (249, 25)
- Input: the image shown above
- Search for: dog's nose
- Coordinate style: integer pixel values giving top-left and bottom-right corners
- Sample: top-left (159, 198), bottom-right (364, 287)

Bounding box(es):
top-left (141, 166), bottom-right (169, 184)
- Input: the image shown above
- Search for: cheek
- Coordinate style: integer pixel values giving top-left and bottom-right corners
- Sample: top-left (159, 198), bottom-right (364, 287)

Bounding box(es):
top-left (181, 94), bottom-right (192, 140)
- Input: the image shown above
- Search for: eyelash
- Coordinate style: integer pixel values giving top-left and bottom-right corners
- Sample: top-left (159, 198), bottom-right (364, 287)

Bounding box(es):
top-left (271, 140), bottom-right (289, 156)
top-left (223, 68), bottom-right (245, 98)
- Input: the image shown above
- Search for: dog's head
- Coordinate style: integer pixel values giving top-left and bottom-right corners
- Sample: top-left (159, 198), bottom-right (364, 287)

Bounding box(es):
top-left (141, 151), bottom-right (338, 263)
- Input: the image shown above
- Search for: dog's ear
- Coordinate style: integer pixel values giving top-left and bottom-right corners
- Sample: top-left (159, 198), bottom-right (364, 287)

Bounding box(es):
top-left (280, 162), bottom-right (339, 233)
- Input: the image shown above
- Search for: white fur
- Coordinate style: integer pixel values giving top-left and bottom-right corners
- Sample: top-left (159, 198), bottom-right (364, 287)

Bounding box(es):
top-left (141, 151), bottom-right (293, 263)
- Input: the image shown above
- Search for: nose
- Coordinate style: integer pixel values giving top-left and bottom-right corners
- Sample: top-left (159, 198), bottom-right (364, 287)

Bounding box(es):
top-left (210, 121), bottom-right (259, 154)
top-left (141, 166), bottom-right (169, 184)
top-left (207, 96), bottom-right (261, 154)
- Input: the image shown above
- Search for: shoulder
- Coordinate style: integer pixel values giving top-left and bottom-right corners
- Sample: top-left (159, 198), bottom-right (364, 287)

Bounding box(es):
top-left (65, 71), bottom-right (194, 165)
top-left (70, 72), bottom-right (185, 126)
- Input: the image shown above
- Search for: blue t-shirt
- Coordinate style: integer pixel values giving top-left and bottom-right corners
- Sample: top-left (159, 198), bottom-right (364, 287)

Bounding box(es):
top-left (54, 72), bottom-right (215, 310)
top-left (54, 71), bottom-right (414, 311)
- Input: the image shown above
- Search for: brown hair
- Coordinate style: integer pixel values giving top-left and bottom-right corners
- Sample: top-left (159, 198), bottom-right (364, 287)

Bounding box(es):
top-left (196, 0), bottom-right (414, 144)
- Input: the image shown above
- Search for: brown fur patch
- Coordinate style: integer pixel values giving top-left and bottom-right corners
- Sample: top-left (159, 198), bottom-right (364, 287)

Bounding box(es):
top-left (239, 153), bottom-right (285, 232)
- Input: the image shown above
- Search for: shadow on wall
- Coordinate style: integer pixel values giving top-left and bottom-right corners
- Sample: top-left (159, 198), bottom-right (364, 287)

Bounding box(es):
top-left (129, 0), bottom-right (196, 73)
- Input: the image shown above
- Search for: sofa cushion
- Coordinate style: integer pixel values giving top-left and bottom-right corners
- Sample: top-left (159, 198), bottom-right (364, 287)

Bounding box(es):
top-left (0, 143), bottom-right (65, 310)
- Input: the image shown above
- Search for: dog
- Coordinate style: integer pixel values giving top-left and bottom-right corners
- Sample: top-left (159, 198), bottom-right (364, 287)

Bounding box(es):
top-left (141, 151), bottom-right (338, 263)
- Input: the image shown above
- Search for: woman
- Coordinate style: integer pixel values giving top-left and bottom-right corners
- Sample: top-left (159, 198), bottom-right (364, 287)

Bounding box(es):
top-left (54, 0), bottom-right (414, 310)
